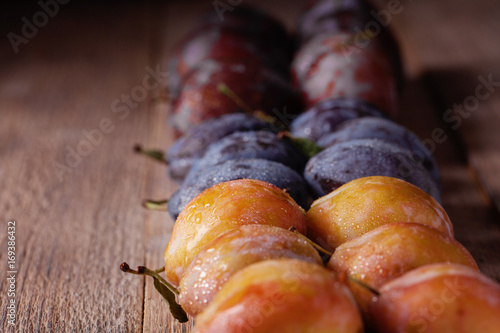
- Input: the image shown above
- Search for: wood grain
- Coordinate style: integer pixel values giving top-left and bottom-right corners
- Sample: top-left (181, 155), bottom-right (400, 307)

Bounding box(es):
top-left (1, 0), bottom-right (499, 332)
top-left (376, 0), bottom-right (500, 213)
top-left (0, 2), bottom-right (171, 332)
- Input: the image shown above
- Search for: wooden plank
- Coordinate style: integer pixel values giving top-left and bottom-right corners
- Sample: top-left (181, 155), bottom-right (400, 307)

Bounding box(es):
top-left (0, 2), bottom-right (158, 331)
top-left (375, 0), bottom-right (500, 214)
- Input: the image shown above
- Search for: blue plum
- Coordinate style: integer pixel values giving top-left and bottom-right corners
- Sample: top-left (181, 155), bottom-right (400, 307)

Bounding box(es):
top-left (317, 117), bottom-right (440, 185)
top-left (184, 130), bottom-right (308, 183)
top-left (168, 159), bottom-right (311, 220)
top-left (166, 113), bottom-right (271, 182)
top-left (290, 97), bottom-right (387, 142)
top-left (304, 139), bottom-right (440, 201)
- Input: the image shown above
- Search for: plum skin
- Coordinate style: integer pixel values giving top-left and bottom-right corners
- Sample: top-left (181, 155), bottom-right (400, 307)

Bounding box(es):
top-left (170, 59), bottom-right (302, 134)
top-left (289, 97), bottom-right (387, 142)
top-left (304, 139), bottom-right (441, 201)
top-left (193, 259), bottom-right (364, 333)
top-left (370, 263), bottom-right (500, 333)
top-left (328, 222), bottom-right (478, 323)
top-left (178, 224), bottom-right (322, 316)
top-left (164, 179), bottom-right (308, 287)
top-left (316, 117), bottom-right (440, 186)
top-left (184, 130), bottom-right (308, 181)
top-left (166, 113), bottom-right (271, 182)
top-left (306, 176), bottom-right (453, 251)
top-left (167, 158), bottom-right (312, 221)
top-left (291, 32), bottom-right (399, 117)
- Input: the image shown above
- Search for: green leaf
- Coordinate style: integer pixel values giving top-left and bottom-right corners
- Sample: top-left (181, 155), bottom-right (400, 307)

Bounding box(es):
top-left (153, 278), bottom-right (189, 323)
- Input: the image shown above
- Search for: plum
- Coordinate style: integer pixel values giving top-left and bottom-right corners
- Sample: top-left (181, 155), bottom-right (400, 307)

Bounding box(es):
top-left (306, 176), bottom-right (453, 251)
top-left (297, 0), bottom-right (371, 42)
top-left (167, 6), bottom-right (292, 99)
top-left (193, 5), bottom-right (292, 58)
top-left (296, 0), bottom-right (403, 89)
top-left (371, 263), bottom-right (500, 333)
top-left (328, 222), bottom-right (478, 322)
top-left (164, 179), bottom-right (307, 287)
top-left (179, 225), bottom-right (322, 316)
top-left (170, 59), bottom-right (302, 134)
top-left (317, 117), bottom-right (440, 185)
top-left (185, 130), bottom-right (308, 181)
top-left (290, 97), bottom-right (387, 142)
top-left (291, 32), bottom-right (399, 117)
top-left (304, 138), bottom-right (440, 200)
top-left (193, 259), bottom-right (364, 333)
top-left (166, 113), bottom-right (271, 182)
top-left (170, 27), bottom-right (289, 81)
top-left (168, 159), bottom-right (311, 220)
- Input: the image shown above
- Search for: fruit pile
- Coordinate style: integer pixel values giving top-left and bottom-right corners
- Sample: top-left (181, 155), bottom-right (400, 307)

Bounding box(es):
top-left (122, 1), bottom-right (500, 332)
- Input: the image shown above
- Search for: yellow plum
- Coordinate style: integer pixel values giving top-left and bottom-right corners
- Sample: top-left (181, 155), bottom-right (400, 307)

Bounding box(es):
top-left (370, 263), bottom-right (500, 333)
top-left (328, 222), bottom-right (477, 322)
top-left (164, 179), bottom-right (307, 286)
top-left (307, 176), bottom-right (453, 251)
top-left (194, 259), bottom-right (364, 333)
top-left (179, 224), bottom-right (322, 316)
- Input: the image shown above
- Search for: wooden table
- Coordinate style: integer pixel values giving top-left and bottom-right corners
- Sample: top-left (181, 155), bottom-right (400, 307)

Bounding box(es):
top-left (1, 0), bottom-right (499, 331)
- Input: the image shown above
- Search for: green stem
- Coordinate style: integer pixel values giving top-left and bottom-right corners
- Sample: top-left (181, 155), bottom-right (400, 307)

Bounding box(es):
top-left (347, 275), bottom-right (380, 296)
top-left (288, 227), bottom-right (333, 257)
top-left (252, 110), bottom-right (280, 125)
top-left (134, 145), bottom-right (168, 165)
top-left (217, 83), bottom-right (255, 115)
top-left (333, 28), bottom-right (375, 53)
top-left (217, 82), bottom-right (283, 128)
top-left (120, 262), bottom-right (188, 322)
top-left (279, 131), bottom-right (324, 158)
top-left (142, 199), bottom-right (169, 212)
top-left (120, 262), bottom-right (178, 295)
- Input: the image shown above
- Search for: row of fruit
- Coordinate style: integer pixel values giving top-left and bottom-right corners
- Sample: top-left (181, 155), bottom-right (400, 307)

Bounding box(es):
top-left (122, 0), bottom-right (500, 332)
top-left (157, 176), bottom-right (500, 332)
top-left (289, 0), bottom-right (441, 202)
